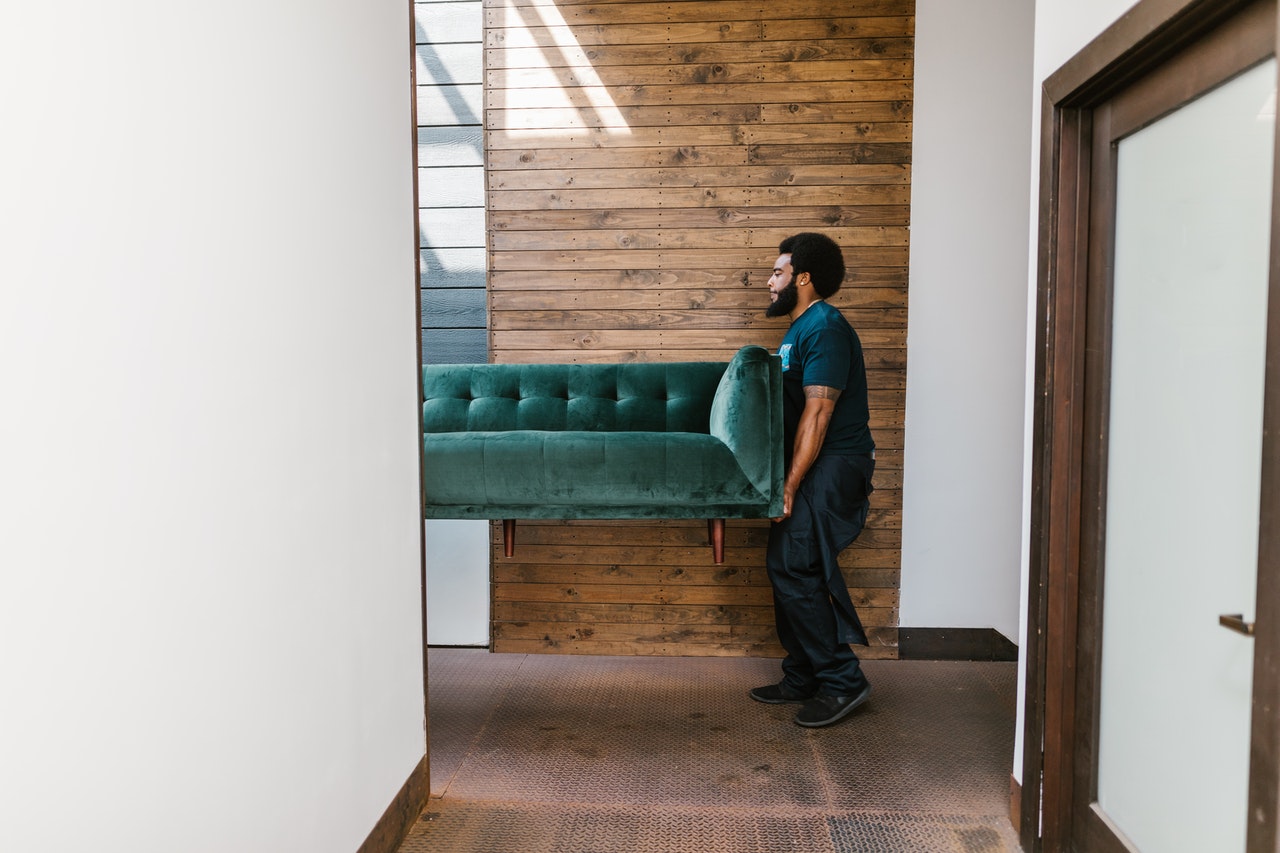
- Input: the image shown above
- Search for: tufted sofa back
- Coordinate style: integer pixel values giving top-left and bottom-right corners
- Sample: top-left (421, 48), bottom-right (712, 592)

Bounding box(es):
top-left (422, 361), bottom-right (729, 433)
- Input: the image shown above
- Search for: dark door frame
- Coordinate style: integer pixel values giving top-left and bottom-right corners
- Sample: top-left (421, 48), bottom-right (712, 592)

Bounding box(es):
top-left (1022, 1), bottom-right (1280, 851)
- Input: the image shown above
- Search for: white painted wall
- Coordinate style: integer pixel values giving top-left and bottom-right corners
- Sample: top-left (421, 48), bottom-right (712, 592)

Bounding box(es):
top-left (425, 520), bottom-right (491, 644)
top-left (1012, 0), bottom-right (1141, 786)
top-left (0, 3), bottom-right (426, 851)
top-left (901, 0), bottom-right (1036, 642)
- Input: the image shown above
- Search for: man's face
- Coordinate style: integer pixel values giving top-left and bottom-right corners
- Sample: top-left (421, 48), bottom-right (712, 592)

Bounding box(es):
top-left (766, 253), bottom-right (798, 318)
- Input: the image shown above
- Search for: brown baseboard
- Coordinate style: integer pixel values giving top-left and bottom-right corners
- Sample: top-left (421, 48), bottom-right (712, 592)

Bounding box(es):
top-left (897, 627), bottom-right (1018, 661)
top-left (1009, 774), bottom-right (1021, 831)
top-left (357, 753), bottom-right (430, 853)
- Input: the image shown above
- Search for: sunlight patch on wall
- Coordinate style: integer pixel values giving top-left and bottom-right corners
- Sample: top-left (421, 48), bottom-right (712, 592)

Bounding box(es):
top-left (489, 0), bottom-right (631, 138)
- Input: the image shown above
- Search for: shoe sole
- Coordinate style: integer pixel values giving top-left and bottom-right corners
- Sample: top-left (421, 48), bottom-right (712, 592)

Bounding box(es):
top-left (749, 688), bottom-right (813, 705)
top-left (793, 683), bottom-right (872, 728)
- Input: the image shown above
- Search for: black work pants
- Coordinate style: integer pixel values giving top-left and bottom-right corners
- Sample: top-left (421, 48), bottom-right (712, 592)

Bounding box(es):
top-left (766, 453), bottom-right (874, 697)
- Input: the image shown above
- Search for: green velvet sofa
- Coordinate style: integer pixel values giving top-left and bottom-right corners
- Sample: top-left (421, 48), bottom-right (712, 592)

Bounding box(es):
top-left (421, 345), bottom-right (783, 563)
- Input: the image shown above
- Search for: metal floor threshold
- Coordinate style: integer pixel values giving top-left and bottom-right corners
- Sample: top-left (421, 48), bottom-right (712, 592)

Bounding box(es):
top-left (398, 650), bottom-right (1022, 853)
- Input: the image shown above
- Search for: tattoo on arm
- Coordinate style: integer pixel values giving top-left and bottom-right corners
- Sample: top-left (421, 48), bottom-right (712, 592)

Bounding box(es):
top-left (803, 385), bottom-right (842, 401)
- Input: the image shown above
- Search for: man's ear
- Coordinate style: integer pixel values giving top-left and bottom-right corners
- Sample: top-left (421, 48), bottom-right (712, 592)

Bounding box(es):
top-left (797, 271), bottom-right (812, 287)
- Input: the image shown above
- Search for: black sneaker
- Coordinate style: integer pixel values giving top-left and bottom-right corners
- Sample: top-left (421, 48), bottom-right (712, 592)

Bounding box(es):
top-left (793, 682), bottom-right (872, 727)
top-left (749, 682), bottom-right (815, 704)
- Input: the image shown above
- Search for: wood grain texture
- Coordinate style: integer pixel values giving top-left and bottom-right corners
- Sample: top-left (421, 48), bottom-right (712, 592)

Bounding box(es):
top-left (485, 0), bottom-right (913, 658)
top-left (487, 38), bottom-right (914, 71)
top-left (489, 60), bottom-right (913, 88)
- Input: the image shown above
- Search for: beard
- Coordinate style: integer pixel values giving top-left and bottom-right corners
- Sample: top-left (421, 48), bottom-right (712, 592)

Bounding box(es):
top-left (766, 282), bottom-right (798, 318)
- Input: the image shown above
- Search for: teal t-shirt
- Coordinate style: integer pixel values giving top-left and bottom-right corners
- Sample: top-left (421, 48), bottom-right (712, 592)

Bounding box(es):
top-left (777, 301), bottom-right (875, 457)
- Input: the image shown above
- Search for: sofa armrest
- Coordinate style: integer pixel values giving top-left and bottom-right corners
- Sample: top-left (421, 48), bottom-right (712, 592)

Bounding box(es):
top-left (708, 345), bottom-right (784, 518)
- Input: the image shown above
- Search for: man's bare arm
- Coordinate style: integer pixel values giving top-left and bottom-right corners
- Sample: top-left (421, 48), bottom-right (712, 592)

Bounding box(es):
top-left (805, 386), bottom-right (841, 401)
top-left (774, 385), bottom-right (842, 521)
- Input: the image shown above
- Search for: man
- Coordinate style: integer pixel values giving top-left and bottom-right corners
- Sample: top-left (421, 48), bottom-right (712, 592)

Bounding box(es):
top-left (751, 232), bottom-right (876, 728)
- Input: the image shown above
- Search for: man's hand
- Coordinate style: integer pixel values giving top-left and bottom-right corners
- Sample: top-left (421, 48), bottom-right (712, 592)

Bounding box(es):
top-left (772, 482), bottom-right (798, 523)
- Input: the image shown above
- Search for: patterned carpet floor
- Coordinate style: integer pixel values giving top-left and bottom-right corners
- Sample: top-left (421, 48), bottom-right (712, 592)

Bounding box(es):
top-left (397, 650), bottom-right (1022, 853)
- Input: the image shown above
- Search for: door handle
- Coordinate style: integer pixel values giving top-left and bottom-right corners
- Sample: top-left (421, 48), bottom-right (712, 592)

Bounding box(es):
top-left (1219, 614), bottom-right (1256, 637)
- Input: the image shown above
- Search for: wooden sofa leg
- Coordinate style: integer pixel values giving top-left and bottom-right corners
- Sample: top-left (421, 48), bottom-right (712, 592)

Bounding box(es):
top-left (502, 519), bottom-right (516, 558)
top-left (708, 518), bottom-right (725, 564)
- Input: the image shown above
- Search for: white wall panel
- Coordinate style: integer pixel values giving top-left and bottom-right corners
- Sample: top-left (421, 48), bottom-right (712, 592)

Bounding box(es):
top-left (902, 0), bottom-right (1035, 642)
top-left (0, 2), bottom-right (426, 850)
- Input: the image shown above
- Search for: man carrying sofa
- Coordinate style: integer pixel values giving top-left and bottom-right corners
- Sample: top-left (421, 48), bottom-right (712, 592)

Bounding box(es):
top-left (749, 232), bottom-right (877, 729)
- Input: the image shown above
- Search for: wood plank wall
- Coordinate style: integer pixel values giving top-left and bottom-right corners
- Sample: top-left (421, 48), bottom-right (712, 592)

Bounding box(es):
top-left (484, 0), bottom-right (913, 658)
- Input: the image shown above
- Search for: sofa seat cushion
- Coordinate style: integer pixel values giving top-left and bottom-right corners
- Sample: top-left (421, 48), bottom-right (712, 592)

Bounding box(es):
top-left (423, 431), bottom-right (765, 518)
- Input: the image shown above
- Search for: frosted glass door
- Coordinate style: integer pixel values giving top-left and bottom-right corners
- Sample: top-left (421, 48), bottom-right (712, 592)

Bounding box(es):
top-left (1096, 58), bottom-right (1276, 852)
